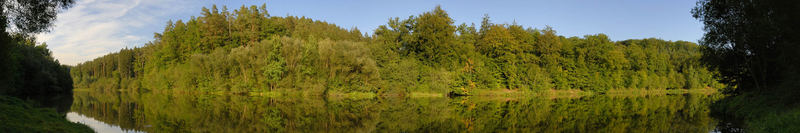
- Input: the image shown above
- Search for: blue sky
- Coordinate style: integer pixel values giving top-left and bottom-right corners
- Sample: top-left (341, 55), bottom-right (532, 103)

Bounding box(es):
top-left (36, 0), bottom-right (703, 65)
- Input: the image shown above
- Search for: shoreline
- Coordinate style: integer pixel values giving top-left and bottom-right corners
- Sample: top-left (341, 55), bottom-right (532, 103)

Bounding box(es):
top-left (76, 88), bottom-right (719, 99)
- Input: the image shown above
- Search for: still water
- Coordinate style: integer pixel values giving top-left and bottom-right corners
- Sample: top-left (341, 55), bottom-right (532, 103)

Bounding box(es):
top-left (67, 91), bottom-right (722, 132)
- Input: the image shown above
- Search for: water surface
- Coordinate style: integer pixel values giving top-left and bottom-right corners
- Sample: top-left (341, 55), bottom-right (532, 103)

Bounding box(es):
top-left (68, 91), bottom-right (721, 132)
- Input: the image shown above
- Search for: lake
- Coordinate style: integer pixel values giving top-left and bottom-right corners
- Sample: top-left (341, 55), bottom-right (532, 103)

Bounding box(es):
top-left (66, 91), bottom-right (727, 132)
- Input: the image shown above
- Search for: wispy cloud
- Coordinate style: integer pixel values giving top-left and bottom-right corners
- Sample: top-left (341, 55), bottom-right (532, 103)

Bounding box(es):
top-left (36, 0), bottom-right (201, 65)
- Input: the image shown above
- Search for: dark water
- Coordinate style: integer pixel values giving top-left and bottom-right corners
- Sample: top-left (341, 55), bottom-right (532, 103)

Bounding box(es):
top-left (67, 91), bottom-right (725, 132)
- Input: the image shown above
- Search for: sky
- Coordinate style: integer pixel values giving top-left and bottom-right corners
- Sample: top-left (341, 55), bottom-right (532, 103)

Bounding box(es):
top-left (36, 0), bottom-right (704, 65)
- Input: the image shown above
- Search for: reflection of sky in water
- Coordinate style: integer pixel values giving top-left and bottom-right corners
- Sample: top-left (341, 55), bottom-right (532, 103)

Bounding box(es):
top-left (67, 112), bottom-right (145, 133)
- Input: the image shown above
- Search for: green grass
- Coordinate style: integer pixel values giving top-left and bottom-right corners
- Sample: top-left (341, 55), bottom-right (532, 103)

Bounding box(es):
top-left (0, 96), bottom-right (93, 133)
top-left (748, 108), bottom-right (800, 133)
top-left (711, 91), bottom-right (800, 133)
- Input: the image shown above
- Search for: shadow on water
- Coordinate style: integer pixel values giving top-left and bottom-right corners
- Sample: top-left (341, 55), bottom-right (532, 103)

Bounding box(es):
top-left (710, 111), bottom-right (747, 133)
top-left (21, 93), bottom-right (75, 115)
top-left (68, 91), bottom-right (732, 132)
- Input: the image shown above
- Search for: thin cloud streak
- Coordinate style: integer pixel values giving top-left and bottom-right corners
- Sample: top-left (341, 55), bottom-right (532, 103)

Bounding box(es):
top-left (36, 0), bottom-right (199, 65)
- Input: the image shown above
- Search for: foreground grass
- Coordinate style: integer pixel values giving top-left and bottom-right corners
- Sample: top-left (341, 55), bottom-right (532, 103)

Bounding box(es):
top-left (711, 92), bottom-right (800, 133)
top-left (749, 108), bottom-right (800, 132)
top-left (0, 96), bottom-right (93, 133)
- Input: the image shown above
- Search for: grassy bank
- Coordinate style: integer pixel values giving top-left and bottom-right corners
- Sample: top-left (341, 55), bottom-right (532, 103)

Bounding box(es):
top-left (0, 96), bottom-right (93, 132)
top-left (415, 88), bottom-right (715, 98)
top-left (711, 92), bottom-right (800, 133)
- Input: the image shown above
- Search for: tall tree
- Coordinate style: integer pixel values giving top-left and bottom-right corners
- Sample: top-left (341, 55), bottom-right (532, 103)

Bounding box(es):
top-left (693, 0), bottom-right (800, 94)
top-left (408, 5), bottom-right (457, 64)
top-left (0, 0), bottom-right (74, 34)
top-left (0, 0), bottom-right (75, 97)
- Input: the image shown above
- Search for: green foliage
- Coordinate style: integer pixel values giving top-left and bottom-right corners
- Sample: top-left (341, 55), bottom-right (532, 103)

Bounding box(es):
top-left (0, 34), bottom-right (74, 97)
top-left (261, 52), bottom-right (285, 90)
top-left (0, 0), bottom-right (74, 34)
top-left (693, 0), bottom-right (800, 94)
top-left (693, 1), bottom-right (800, 132)
top-left (408, 6), bottom-right (457, 64)
top-left (711, 91), bottom-right (800, 133)
top-left (0, 0), bottom-right (76, 98)
top-left (72, 4), bottom-right (720, 96)
top-left (0, 0), bottom-right (93, 132)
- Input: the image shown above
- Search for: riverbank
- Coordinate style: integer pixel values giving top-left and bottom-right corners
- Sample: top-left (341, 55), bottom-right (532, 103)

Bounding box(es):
top-left (410, 88), bottom-right (716, 98)
top-left (606, 88), bottom-right (717, 97)
top-left (92, 88), bottom-right (718, 100)
top-left (0, 95), bottom-right (93, 132)
top-left (711, 91), bottom-right (800, 133)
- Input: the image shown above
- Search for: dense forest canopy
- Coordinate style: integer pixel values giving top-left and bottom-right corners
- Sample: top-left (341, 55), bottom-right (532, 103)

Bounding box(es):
top-left (71, 4), bottom-right (721, 95)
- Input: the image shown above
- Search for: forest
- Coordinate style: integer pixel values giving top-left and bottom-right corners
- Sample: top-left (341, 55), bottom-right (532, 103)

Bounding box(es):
top-left (70, 5), bottom-right (722, 96)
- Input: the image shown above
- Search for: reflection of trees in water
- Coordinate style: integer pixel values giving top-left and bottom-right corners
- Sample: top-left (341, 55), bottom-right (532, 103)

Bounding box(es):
top-left (70, 92), bottom-right (718, 132)
top-left (451, 95), bottom-right (719, 132)
top-left (20, 93), bottom-right (75, 114)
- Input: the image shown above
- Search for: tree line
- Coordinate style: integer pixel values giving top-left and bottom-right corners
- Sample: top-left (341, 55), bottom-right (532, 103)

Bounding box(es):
top-left (71, 5), bottom-right (722, 95)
